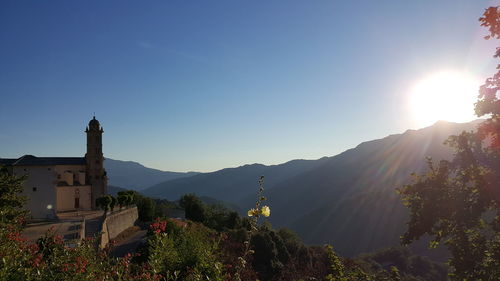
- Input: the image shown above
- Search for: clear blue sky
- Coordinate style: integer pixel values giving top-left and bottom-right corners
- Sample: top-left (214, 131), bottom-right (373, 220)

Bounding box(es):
top-left (0, 0), bottom-right (497, 172)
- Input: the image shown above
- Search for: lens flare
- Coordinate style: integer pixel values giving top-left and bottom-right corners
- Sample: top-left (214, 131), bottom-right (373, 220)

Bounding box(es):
top-left (409, 71), bottom-right (480, 127)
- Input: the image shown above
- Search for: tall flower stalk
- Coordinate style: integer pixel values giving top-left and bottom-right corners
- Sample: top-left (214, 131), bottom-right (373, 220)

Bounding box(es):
top-left (233, 176), bottom-right (270, 281)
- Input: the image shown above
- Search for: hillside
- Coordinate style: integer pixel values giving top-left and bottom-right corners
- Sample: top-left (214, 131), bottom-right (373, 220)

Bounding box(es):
top-left (261, 120), bottom-right (482, 256)
top-left (104, 158), bottom-right (199, 191)
top-left (140, 120), bottom-right (482, 257)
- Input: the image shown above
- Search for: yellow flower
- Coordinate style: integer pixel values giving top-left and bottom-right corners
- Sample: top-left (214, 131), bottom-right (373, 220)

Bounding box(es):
top-left (247, 208), bottom-right (258, 217)
top-left (261, 206), bottom-right (270, 217)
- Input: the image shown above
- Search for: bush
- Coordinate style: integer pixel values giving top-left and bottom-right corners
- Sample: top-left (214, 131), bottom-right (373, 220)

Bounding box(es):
top-left (145, 219), bottom-right (226, 280)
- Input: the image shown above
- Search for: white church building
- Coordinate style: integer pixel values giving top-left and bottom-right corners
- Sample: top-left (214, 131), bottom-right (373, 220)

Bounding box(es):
top-left (0, 117), bottom-right (108, 219)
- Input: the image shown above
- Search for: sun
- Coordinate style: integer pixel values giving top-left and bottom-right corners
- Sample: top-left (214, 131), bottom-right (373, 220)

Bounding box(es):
top-left (409, 71), bottom-right (481, 127)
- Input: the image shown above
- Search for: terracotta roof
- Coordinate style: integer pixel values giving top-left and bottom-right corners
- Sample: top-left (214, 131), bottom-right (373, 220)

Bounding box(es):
top-left (0, 155), bottom-right (86, 166)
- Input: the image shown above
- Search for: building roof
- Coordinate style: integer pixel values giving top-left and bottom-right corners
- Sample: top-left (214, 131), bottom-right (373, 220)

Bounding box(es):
top-left (0, 155), bottom-right (86, 166)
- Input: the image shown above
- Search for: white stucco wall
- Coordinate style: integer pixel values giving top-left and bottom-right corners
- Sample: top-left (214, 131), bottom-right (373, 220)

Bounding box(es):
top-left (54, 165), bottom-right (89, 212)
top-left (14, 164), bottom-right (88, 219)
top-left (54, 165), bottom-right (87, 185)
top-left (56, 185), bottom-right (92, 211)
top-left (62, 171), bottom-right (73, 185)
top-left (14, 165), bottom-right (57, 219)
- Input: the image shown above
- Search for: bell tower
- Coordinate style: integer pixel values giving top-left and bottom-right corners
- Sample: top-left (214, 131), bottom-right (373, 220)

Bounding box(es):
top-left (85, 116), bottom-right (107, 209)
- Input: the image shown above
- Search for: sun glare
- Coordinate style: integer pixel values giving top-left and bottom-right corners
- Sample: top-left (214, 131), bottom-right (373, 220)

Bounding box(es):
top-left (410, 71), bottom-right (480, 128)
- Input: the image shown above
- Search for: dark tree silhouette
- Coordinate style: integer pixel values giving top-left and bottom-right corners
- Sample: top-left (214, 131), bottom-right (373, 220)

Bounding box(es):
top-left (179, 193), bottom-right (206, 223)
top-left (399, 6), bottom-right (500, 280)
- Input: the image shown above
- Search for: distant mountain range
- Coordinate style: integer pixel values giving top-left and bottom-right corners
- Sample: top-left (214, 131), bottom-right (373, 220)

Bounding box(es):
top-left (107, 120), bottom-right (482, 257)
top-left (142, 158), bottom-right (330, 203)
top-left (104, 159), bottom-right (199, 191)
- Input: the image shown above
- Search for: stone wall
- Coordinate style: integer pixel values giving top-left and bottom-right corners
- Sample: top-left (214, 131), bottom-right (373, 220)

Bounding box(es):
top-left (100, 206), bottom-right (138, 248)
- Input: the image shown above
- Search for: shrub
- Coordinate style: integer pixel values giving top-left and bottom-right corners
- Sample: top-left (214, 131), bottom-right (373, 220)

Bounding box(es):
top-left (146, 219), bottom-right (226, 280)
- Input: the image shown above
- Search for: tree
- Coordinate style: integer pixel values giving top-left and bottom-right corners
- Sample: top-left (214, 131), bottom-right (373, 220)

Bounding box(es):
top-left (96, 195), bottom-right (113, 213)
top-left (134, 193), bottom-right (156, 222)
top-left (477, 6), bottom-right (500, 149)
top-left (109, 195), bottom-right (117, 212)
top-left (0, 166), bottom-right (27, 227)
top-left (179, 194), bottom-right (206, 223)
top-left (117, 190), bottom-right (135, 208)
top-left (398, 6), bottom-right (500, 280)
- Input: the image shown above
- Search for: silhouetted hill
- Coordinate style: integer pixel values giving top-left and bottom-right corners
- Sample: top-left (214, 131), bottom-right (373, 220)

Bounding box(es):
top-left (107, 185), bottom-right (126, 196)
top-left (261, 120), bottom-right (482, 256)
top-left (104, 158), bottom-right (199, 191)
top-left (142, 158), bottom-right (330, 202)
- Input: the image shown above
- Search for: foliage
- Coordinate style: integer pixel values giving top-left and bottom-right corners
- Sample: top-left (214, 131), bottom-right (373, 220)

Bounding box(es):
top-left (398, 6), bottom-right (500, 280)
top-left (117, 190), bottom-right (135, 208)
top-left (179, 193), bottom-right (206, 223)
top-left (178, 193), bottom-right (242, 230)
top-left (109, 195), bottom-right (117, 212)
top-left (111, 189), bottom-right (178, 222)
top-left (0, 224), bottom-right (163, 280)
top-left (0, 166), bottom-right (27, 227)
top-left (477, 6), bottom-right (500, 149)
top-left (399, 128), bottom-right (500, 280)
top-left (153, 198), bottom-right (179, 218)
top-left (203, 204), bottom-right (241, 231)
top-left (131, 191), bottom-right (157, 222)
top-left (250, 227), bottom-right (290, 280)
top-left (95, 195), bottom-right (113, 213)
top-left (325, 245), bottom-right (375, 281)
top-left (233, 175), bottom-right (268, 281)
top-left (356, 247), bottom-right (448, 281)
top-left (145, 219), bottom-right (226, 281)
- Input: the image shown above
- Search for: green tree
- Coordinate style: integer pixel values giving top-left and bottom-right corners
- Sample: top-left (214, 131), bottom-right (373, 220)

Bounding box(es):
top-left (109, 195), bottom-right (117, 212)
top-left (179, 194), bottom-right (206, 223)
top-left (134, 193), bottom-right (156, 222)
top-left (96, 195), bottom-right (113, 213)
top-left (117, 190), bottom-right (135, 208)
top-left (398, 6), bottom-right (500, 280)
top-left (0, 166), bottom-right (27, 227)
top-left (324, 245), bottom-right (374, 281)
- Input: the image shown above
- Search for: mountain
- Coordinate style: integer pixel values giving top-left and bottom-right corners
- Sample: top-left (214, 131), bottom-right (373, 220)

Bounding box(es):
top-left (140, 120), bottom-right (482, 257)
top-left (104, 158), bottom-right (199, 191)
top-left (261, 120), bottom-right (482, 256)
top-left (107, 185), bottom-right (127, 196)
top-left (142, 158), bottom-right (330, 203)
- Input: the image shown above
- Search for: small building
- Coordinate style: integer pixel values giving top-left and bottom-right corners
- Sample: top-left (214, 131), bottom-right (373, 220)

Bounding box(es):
top-left (0, 117), bottom-right (108, 219)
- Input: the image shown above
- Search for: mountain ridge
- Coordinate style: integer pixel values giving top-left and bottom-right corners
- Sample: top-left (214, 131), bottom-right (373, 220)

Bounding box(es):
top-left (104, 158), bottom-right (199, 191)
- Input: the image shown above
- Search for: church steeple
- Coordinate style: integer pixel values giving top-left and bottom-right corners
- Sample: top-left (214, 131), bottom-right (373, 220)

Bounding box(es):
top-left (85, 116), bottom-right (107, 209)
top-left (86, 116), bottom-right (103, 159)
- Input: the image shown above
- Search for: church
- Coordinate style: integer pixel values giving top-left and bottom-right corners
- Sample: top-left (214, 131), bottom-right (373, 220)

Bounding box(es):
top-left (0, 117), bottom-right (108, 219)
